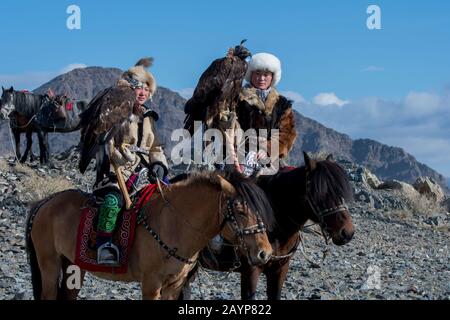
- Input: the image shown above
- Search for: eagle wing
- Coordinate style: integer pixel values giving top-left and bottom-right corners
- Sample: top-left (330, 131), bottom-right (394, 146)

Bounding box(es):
top-left (78, 83), bottom-right (136, 179)
top-left (184, 55), bottom-right (248, 134)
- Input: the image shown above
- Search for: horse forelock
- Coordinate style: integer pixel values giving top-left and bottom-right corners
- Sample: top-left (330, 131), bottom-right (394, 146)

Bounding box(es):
top-left (222, 170), bottom-right (276, 232)
top-left (177, 170), bottom-right (276, 231)
top-left (309, 160), bottom-right (353, 206)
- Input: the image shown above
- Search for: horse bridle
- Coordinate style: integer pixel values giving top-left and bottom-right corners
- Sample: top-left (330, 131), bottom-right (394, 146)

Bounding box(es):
top-left (212, 195), bottom-right (268, 271)
top-left (304, 170), bottom-right (348, 240)
top-left (220, 196), bottom-right (267, 246)
top-left (138, 192), bottom-right (267, 265)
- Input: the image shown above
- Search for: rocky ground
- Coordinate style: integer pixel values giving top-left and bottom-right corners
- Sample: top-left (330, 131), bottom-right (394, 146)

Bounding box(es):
top-left (0, 148), bottom-right (449, 300)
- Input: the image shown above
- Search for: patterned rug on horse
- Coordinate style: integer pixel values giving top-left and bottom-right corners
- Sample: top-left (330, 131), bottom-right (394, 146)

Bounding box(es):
top-left (74, 184), bottom-right (157, 273)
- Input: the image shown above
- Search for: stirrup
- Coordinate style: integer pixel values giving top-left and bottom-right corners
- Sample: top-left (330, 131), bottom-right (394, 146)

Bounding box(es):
top-left (97, 242), bottom-right (120, 266)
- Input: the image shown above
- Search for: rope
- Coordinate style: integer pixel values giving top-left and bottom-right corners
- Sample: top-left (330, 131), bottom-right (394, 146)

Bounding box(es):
top-left (6, 121), bottom-right (20, 162)
top-left (298, 232), bottom-right (329, 268)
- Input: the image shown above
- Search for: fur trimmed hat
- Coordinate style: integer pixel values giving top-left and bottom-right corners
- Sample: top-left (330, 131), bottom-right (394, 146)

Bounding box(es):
top-left (122, 57), bottom-right (157, 98)
top-left (245, 53), bottom-right (282, 88)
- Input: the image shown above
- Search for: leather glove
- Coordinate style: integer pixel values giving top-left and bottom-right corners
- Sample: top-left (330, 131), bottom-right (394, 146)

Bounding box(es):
top-left (148, 162), bottom-right (168, 184)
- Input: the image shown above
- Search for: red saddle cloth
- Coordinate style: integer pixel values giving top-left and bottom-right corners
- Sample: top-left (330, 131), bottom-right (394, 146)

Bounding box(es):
top-left (74, 184), bottom-right (158, 274)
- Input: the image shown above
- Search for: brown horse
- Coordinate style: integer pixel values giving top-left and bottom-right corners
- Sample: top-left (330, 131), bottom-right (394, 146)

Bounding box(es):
top-left (25, 171), bottom-right (275, 300)
top-left (181, 152), bottom-right (355, 300)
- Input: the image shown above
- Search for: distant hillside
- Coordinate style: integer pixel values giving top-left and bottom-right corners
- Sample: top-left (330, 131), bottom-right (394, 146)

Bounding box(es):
top-left (0, 66), bottom-right (446, 189)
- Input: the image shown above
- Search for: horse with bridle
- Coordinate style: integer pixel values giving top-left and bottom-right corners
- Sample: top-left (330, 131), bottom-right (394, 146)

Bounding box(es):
top-left (180, 152), bottom-right (355, 300)
top-left (25, 170), bottom-right (276, 300)
top-left (0, 86), bottom-right (51, 163)
top-left (0, 86), bottom-right (88, 163)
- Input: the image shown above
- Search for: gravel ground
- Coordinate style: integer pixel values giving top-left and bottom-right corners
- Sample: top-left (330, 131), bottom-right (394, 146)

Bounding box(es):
top-left (0, 151), bottom-right (449, 300)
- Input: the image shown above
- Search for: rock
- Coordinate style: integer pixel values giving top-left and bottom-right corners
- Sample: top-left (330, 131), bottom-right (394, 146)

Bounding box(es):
top-left (378, 180), bottom-right (403, 190)
top-left (360, 167), bottom-right (382, 189)
top-left (414, 177), bottom-right (445, 202)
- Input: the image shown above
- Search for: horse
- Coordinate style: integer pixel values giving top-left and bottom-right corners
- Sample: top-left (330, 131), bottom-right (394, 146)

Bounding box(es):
top-left (0, 86), bottom-right (50, 163)
top-left (25, 170), bottom-right (276, 300)
top-left (180, 152), bottom-right (355, 300)
top-left (0, 86), bottom-right (89, 163)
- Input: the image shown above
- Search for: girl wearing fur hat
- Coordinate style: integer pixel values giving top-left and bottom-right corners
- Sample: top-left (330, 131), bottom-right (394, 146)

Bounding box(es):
top-left (93, 59), bottom-right (169, 265)
top-left (237, 52), bottom-right (297, 174)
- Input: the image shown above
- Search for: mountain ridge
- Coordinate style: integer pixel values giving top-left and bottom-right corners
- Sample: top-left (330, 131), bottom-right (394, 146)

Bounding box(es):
top-left (0, 66), bottom-right (446, 190)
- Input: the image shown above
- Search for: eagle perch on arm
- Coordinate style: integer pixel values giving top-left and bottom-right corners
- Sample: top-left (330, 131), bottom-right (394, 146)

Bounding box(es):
top-left (183, 40), bottom-right (251, 134)
top-left (78, 58), bottom-right (153, 183)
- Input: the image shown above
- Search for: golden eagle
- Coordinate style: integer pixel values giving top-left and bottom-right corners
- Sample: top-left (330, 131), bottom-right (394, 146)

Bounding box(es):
top-left (184, 40), bottom-right (251, 134)
top-left (78, 58), bottom-right (153, 182)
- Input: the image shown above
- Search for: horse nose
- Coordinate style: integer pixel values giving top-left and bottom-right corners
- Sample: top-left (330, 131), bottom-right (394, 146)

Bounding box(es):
top-left (340, 228), bottom-right (354, 241)
top-left (257, 250), bottom-right (270, 264)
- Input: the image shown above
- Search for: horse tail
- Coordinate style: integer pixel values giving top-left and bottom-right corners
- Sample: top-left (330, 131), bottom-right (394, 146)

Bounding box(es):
top-left (25, 200), bottom-right (45, 300)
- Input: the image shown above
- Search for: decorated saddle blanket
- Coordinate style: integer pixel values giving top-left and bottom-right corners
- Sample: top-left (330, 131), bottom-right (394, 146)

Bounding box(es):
top-left (74, 184), bottom-right (158, 273)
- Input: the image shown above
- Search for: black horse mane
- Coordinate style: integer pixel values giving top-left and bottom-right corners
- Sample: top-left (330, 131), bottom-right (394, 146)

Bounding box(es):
top-left (307, 160), bottom-right (353, 206)
top-left (173, 170), bottom-right (276, 232)
top-left (12, 90), bottom-right (45, 117)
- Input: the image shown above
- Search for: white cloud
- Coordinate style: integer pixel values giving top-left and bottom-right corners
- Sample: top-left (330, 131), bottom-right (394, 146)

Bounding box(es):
top-left (296, 88), bottom-right (450, 177)
top-left (176, 88), bottom-right (194, 99)
top-left (312, 92), bottom-right (350, 107)
top-left (60, 63), bottom-right (87, 73)
top-left (362, 66), bottom-right (384, 72)
top-left (404, 91), bottom-right (442, 115)
top-left (280, 91), bottom-right (306, 104)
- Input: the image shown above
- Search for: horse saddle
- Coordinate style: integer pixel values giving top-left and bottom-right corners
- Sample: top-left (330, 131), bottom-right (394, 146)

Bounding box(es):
top-left (74, 184), bottom-right (158, 273)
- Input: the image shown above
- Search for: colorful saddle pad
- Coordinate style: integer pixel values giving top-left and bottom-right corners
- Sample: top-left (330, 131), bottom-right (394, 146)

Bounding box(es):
top-left (74, 184), bottom-right (158, 273)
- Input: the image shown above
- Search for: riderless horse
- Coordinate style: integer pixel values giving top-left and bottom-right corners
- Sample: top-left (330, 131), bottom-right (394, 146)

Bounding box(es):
top-left (0, 86), bottom-right (88, 163)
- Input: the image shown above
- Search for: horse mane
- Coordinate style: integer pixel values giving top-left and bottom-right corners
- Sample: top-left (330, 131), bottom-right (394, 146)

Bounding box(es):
top-left (177, 170), bottom-right (276, 232)
top-left (308, 160), bottom-right (353, 206)
top-left (13, 90), bottom-right (44, 117)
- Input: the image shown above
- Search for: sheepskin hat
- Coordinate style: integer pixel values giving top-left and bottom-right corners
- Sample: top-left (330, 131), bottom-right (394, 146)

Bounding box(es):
top-left (244, 52), bottom-right (282, 87)
top-left (122, 57), bottom-right (157, 98)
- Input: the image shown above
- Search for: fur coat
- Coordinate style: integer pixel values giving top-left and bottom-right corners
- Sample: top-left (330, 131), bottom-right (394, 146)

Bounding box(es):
top-left (237, 87), bottom-right (297, 158)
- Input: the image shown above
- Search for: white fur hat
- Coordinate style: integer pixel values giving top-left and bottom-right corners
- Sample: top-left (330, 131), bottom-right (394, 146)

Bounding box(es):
top-left (245, 52), bottom-right (282, 87)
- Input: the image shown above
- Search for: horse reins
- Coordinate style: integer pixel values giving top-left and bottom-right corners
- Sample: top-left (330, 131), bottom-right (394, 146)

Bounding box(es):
top-left (138, 190), bottom-right (267, 265)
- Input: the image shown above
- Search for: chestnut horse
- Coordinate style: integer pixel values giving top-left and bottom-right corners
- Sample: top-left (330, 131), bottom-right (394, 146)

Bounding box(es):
top-left (25, 171), bottom-right (275, 300)
top-left (180, 152), bottom-right (355, 300)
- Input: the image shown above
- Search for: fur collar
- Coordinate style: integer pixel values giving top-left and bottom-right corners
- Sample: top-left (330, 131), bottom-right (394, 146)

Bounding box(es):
top-left (239, 87), bottom-right (280, 116)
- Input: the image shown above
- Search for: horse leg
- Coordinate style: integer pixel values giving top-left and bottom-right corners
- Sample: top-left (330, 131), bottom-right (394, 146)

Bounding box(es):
top-left (266, 262), bottom-right (291, 300)
top-left (57, 256), bottom-right (86, 300)
top-left (38, 255), bottom-right (62, 300)
top-left (37, 129), bottom-right (49, 164)
top-left (141, 274), bottom-right (162, 300)
top-left (178, 263), bottom-right (199, 300)
top-left (20, 129), bottom-right (33, 163)
top-left (13, 128), bottom-right (21, 160)
top-left (240, 266), bottom-right (262, 300)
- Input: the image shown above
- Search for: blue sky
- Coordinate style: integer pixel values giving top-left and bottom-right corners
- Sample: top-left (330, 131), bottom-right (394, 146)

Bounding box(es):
top-left (1, 1), bottom-right (450, 177)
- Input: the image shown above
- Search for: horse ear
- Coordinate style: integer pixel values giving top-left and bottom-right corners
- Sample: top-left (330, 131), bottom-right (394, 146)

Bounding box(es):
top-left (326, 154), bottom-right (334, 162)
top-left (10, 86), bottom-right (13, 91)
top-left (217, 175), bottom-right (236, 196)
top-left (303, 151), bottom-right (316, 171)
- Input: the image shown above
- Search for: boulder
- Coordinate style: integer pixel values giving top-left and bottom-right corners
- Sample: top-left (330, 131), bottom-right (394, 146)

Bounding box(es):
top-left (413, 177), bottom-right (445, 202)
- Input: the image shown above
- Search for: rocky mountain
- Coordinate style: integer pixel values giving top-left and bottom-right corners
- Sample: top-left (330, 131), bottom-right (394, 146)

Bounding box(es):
top-left (0, 66), bottom-right (447, 190)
